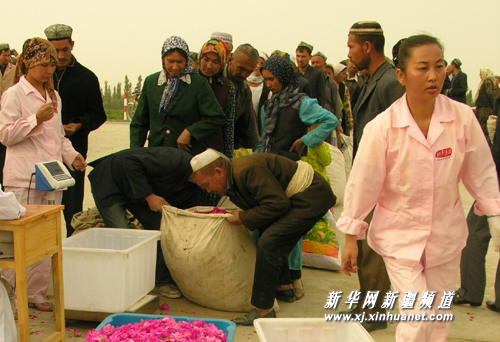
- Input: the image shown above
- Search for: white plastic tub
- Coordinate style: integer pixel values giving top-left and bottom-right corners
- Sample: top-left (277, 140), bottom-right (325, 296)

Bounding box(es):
top-left (254, 318), bottom-right (375, 342)
top-left (62, 228), bottom-right (161, 313)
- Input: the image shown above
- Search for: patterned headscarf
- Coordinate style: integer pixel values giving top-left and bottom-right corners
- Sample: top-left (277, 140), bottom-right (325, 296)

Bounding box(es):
top-left (475, 68), bottom-right (495, 101)
top-left (15, 37), bottom-right (58, 109)
top-left (198, 38), bottom-right (228, 83)
top-left (259, 56), bottom-right (307, 153)
top-left (270, 50), bottom-right (292, 65)
top-left (159, 36), bottom-right (193, 121)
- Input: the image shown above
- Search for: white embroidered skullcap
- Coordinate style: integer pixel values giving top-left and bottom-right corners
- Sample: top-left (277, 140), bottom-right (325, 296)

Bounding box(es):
top-left (190, 148), bottom-right (225, 172)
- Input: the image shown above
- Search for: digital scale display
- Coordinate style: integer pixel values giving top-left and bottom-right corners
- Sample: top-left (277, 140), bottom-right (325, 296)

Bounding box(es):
top-left (44, 161), bottom-right (66, 176)
top-left (35, 160), bottom-right (75, 190)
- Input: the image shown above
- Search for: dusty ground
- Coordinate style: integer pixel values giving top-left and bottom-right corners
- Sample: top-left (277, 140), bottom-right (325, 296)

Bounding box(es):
top-left (22, 121), bottom-right (500, 341)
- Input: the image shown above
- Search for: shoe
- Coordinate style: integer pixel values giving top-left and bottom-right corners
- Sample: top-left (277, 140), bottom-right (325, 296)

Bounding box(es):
top-left (453, 292), bottom-right (481, 307)
top-left (486, 300), bottom-right (500, 313)
top-left (362, 321), bottom-right (387, 332)
top-left (232, 309), bottom-right (276, 326)
top-left (28, 302), bottom-right (53, 312)
top-left (339, 306), bottom-right (360, 315)
top-left (158, 284), bottom-right (182, 299)
top-left (275, 288), bottom-right (296, 303)
top-left (292, 279), bottom-right (305, 300)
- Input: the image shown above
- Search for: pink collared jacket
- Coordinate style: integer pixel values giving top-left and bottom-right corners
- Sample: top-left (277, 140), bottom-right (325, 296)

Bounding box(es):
top-left (337, 94), bottom-right (500, 268)
top-left (0, 76), bottom-right (79, 189)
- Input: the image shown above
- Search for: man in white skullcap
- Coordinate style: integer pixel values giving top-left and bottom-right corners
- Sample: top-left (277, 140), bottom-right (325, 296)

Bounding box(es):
top-left (189, 149), bottom-right (335, 325)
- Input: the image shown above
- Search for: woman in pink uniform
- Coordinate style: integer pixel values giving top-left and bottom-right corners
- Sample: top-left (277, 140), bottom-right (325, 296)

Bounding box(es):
top-left (0, 38), bottom-right (85, 312)
top-left (338, 34), bottom-right (500, 341)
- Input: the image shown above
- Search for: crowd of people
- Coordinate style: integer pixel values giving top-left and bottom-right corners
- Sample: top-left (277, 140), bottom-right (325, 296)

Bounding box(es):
top-left (1, 19), bottom-right (500, 342)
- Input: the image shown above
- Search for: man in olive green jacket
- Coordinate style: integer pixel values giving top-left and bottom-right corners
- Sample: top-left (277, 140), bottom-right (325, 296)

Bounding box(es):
top-left (190, 150), bottom-right (335, 325)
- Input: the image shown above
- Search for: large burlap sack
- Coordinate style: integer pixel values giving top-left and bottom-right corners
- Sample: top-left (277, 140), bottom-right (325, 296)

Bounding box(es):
top-left (326, 143), bottom-right (346, 206)
top-left (338, 133), bottom-right (353, 179)
top-left (302, 210), bottom-right (341, 271)
top-left (71, 207), bottom-right (142, 234)
top-left (161, 206), bottom-right (256, 312)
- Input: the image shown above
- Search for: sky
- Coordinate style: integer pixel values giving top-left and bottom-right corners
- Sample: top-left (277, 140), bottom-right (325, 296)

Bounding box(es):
top-left (4, 0), bottom-right (500, 96)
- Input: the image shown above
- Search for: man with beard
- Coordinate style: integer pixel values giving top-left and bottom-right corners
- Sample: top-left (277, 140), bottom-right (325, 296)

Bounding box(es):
top-left (341, 20), bottom-right (404, 332)
top-left (44, 24), bottom-right (107, 237)
top-left (224, 44), bottom-right (260, 150)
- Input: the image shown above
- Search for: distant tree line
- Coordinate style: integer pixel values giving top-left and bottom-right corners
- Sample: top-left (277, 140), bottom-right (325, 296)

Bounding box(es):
top-left (101, 75), bottom-right (143, 110)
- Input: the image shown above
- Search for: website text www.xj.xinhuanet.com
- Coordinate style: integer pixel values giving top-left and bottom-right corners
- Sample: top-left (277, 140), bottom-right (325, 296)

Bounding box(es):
top-left (325, 311), bottom-right (454, 324)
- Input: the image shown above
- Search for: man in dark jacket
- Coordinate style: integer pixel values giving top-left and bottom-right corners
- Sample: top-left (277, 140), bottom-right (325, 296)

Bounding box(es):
top-left (189, 149), bottom-right (335, 325)
top-left (295, 42), bottom-right (326, 107)
top-left (447, 58), bottom-right (468, 104)
top-left (45, 24), bottom-right (107, 237)
top-left (88, 147), bottom-right (198, 298)
top-left (343, 20), bottom-right (405, 332)
top-left (455, 95), bottom-right (500, 313)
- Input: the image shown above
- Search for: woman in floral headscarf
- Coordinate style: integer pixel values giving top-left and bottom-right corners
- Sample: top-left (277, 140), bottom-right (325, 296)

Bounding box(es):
top-left (255, 56), bottom-right (337, 301)
top-left (0, 37), bottom-right (85, 312)
top-left (475, 68), bottom-right (495, 144)
top-left (198, 38), bottom-right (235, 159)
top-left (130, 36), bottom-right (225, 156)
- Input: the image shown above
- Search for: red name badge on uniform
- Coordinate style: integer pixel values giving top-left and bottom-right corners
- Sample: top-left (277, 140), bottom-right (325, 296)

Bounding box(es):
top-left (435, 148), bottom-right (452, 159)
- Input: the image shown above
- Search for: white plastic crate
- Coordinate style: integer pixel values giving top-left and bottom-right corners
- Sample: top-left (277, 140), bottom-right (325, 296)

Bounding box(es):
top-left (62, 228), bottom-right (161, 313)
top-left (254, 318), bottom-right (375, 342)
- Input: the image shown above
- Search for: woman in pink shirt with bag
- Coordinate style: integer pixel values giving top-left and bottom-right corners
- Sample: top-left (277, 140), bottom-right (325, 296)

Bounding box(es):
top-left (0, 38), bottom-right (85, 312)
top-left (338, 34), bottom-right (500, 342)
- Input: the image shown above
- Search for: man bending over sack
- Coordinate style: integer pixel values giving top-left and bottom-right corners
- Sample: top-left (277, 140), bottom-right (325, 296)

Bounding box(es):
top-left (88, 147), bottom-right (198, 299)
top-left (189, 149), bottom-right (336, 325)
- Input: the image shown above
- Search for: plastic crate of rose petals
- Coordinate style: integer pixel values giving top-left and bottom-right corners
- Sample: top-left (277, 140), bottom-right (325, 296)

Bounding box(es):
top-left (88, 313), bottom-right (236, 342)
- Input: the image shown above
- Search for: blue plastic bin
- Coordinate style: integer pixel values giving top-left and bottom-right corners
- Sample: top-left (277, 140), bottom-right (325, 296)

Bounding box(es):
top-left (96, 313), bottom-right (236, 342)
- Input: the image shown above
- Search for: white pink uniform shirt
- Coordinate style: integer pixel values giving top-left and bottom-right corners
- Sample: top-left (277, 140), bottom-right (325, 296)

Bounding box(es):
top-left (0, 75), bottom-right (78, 188)
top-left (337, 94), bottom-right (500, 268)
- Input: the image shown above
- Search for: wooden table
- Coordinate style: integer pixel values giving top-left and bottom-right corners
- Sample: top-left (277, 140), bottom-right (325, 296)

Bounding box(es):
top-left (0, 205), bottom-right (65, 342)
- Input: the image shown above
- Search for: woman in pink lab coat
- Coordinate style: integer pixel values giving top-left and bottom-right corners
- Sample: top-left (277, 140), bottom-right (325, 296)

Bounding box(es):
top-left (0, 38), bottom-right (85, 312)
top-left (337, 34), bottom-right (500, 342)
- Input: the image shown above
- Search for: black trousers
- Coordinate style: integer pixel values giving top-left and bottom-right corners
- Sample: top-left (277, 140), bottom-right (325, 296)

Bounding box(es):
top-left (126, 203), bottom-right (174, 286)
top-left (62, 169), bottom-right (85, 237)
top-left (459, 203), bottom-right (500, 307)
top-left (0, 143), bottom-right (5, 185)
top-left (355, 211), bottom-right (391, 318)
top-left (252, 211), bottom-right (325, 309)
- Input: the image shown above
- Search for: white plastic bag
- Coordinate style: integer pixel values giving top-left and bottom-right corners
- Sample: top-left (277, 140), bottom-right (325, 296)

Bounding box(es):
top-left (326, 143), bottom-right (346, 206)
top-left (487, 115), bottom-right (497, 143)
top-left (338, 133), bottom-right (353, 179)
top-left (0, 186), bottom-right (25, 220)
top-left (0, 279), bottom-right (17, 342)
top-left (160, 206), bottom-right (256, 312)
